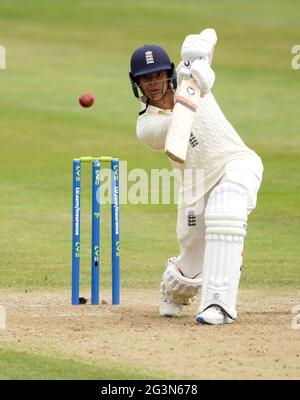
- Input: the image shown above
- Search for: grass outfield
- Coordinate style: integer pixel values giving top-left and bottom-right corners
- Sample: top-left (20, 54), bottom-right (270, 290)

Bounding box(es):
top-left (0, 0), bottom-right (299, 379)
top-left (0, 347), bottom-right (168, 380)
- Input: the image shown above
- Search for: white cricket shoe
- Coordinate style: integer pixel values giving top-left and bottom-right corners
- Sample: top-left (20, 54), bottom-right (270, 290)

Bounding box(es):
top-left (159, 298), bottom-right (183, 317)
top-left (196, 305), bottom-right (234, 325)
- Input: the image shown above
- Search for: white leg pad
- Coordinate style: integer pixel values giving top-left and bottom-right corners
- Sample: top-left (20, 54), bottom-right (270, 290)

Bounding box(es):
top-left (161, 258), bottom-right (202, 305)
top-left (198, 182), bottom-right (248, 319)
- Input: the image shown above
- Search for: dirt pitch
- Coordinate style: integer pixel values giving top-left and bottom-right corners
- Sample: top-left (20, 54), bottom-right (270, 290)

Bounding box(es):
top-left (1, 289), bottom-right (299, 379)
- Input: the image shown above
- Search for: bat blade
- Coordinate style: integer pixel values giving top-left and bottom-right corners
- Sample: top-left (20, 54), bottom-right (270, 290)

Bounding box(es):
top-left (165, 79), bottom-right (200, 163)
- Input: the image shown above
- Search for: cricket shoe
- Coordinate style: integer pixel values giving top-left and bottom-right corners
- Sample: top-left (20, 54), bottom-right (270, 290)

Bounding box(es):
top-left (196, 305), bottom-right (234, 325)
top-left (159, 297), bottom-right (183, 318)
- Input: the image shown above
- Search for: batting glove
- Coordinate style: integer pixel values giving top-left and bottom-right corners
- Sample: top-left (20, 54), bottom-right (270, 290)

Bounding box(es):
top-left (181, 28), bottom-right (217, 65)
top-left (190, 59), bottom-right (215, 96)
top-left (176, 62), bottom-right (191, 86)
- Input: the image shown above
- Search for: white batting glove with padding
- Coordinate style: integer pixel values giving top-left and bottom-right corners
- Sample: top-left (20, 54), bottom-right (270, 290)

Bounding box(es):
top-left (190, 59), bottom-right (215, 96)
top-left (175, 62), bottom-right (191, 86)
top-left (181, 28), bottom-right (217, 65)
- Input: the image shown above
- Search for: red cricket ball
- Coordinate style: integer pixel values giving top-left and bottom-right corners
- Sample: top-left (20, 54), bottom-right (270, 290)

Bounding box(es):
top-left (79, 92), bottom-right (95, 108)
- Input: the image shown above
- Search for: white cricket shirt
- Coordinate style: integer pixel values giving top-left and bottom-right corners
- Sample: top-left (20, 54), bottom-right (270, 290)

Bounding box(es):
top-left (136, 91), bottom-right (263, 200)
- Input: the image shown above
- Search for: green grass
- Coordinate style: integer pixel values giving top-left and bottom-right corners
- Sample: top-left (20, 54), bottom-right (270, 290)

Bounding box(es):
top-left (0, 347), bottom-right (167, 380)
top-left (0, 0), bottom-right (299, 379)
top-left (0, 0), bottom-right (299, 292)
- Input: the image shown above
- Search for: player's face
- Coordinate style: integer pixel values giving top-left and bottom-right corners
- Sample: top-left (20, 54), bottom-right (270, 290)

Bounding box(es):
top-left (139, 71), bottom-right (169, 102)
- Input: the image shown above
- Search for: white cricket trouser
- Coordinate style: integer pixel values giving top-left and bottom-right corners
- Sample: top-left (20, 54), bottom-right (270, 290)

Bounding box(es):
top-left (175, 159), bottom-right (263, 279)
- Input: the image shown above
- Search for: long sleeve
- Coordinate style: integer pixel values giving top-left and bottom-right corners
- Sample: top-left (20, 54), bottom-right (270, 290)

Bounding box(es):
top-left (136, 107), bottom-right (172, 150)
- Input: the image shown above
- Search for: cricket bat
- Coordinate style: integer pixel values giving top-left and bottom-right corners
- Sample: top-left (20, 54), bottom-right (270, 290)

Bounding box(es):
top-left (164, 78), bottom-right (200, 163)
top-left (165, 28), bottom-right (217, 164)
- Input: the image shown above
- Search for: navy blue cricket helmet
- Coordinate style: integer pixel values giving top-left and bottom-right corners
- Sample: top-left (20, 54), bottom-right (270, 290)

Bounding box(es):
top-left (129, 44), bottom-right (177, 102)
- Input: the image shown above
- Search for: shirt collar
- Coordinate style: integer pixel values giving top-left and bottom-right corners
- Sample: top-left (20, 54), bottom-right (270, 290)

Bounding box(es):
top-left (147, 105), bottom-right (172, 115)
